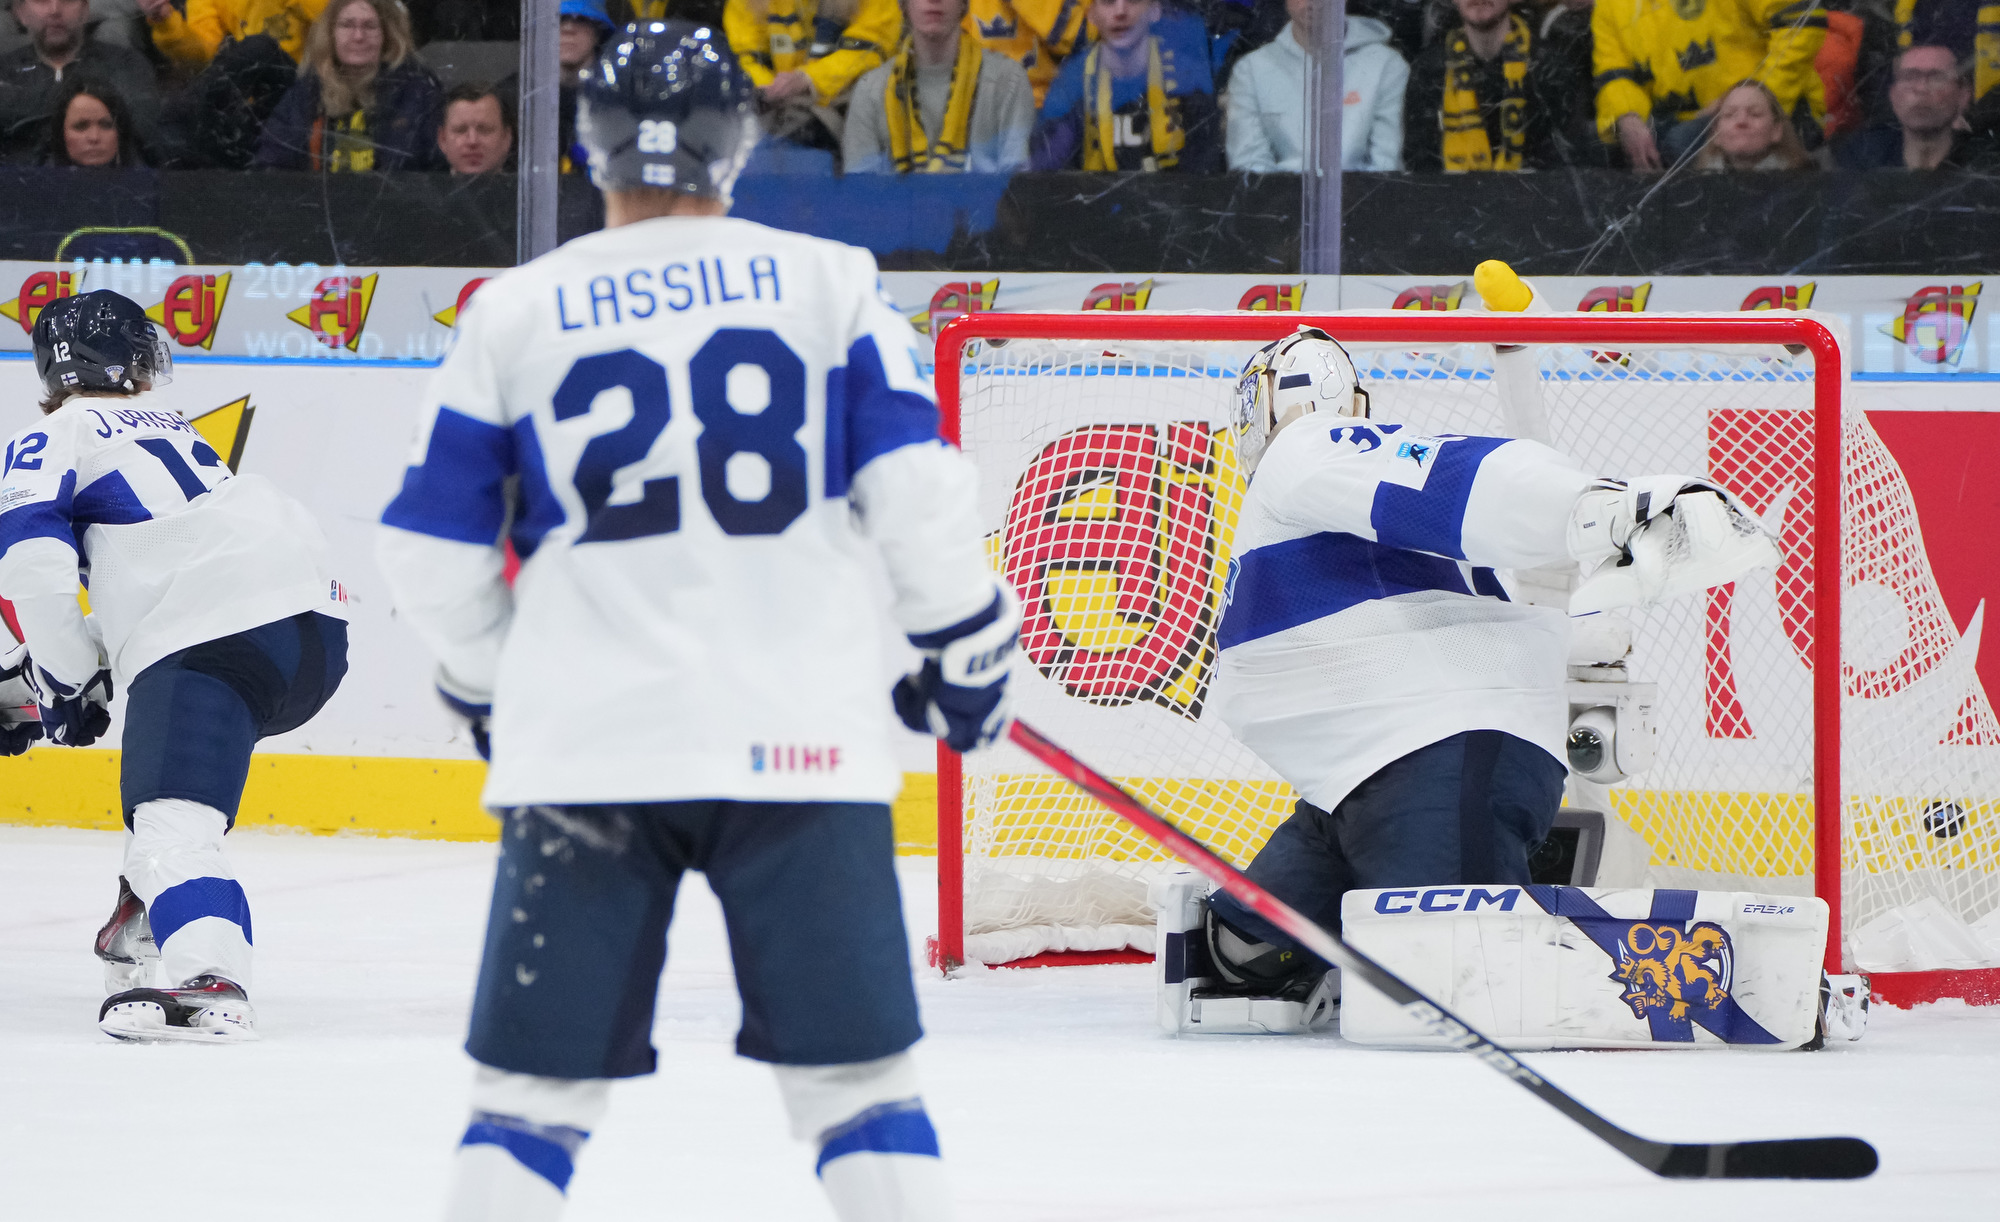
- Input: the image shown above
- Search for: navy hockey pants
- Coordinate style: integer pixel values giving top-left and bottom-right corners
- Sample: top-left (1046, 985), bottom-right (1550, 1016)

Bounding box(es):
top-left (467, 801), bottom-right (923, 1080)
top-left (119, 610), bottom-right (350, 827)
top-left (1208, 730), bottom-right (1565, 955)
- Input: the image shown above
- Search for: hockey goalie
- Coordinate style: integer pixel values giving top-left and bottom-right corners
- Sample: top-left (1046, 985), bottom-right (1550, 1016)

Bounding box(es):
top-left (1157, 263), bottom-right (1860, 1051)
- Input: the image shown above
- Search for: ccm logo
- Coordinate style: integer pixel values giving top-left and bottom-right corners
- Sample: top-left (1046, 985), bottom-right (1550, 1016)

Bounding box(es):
top-left (1742, 903), bottom-right (1797, 915)
top-left (1373, 887), bottom-right (1521, 914)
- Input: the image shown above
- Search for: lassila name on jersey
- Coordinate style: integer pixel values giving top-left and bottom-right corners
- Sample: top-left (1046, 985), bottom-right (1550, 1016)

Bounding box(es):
top-left (554, 251), bottom-right (783, 329)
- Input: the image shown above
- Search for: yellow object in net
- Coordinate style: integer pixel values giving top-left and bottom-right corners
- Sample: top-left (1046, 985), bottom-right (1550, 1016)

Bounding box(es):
top-left (1475, 259), bottom-right (1533, 312)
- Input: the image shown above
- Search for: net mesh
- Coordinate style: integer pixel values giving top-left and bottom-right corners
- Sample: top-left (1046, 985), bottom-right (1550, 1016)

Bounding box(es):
top-left (948, 328), bottom-right (2000, 973)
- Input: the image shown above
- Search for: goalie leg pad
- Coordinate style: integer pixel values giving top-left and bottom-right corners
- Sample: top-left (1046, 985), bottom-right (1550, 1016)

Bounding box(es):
top-left (1340, 885), bottom-right (1828, 1050)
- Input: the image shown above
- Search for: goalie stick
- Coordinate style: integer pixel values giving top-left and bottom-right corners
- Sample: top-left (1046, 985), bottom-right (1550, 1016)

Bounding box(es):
top-left (1004, 719), bottom-right (1879, 1181)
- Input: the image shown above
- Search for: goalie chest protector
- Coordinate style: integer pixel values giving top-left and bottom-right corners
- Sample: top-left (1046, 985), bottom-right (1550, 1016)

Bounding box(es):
top-left (1339, 885), bottom-right (1827, 1050)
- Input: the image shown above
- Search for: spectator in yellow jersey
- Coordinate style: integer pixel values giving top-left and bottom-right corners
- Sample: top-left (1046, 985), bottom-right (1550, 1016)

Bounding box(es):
top-left (724, 0), bottom-right (903, 107)
top-left (844, 0), bottom-right (1035, 170)
top-left (1593, 0), bottom-right (1829, 169)
top-left (133, 0), bottom-right (326, 69)
top-left (1031, 0), bottom-right (1221, 170)
top-left (966, 0), bottom-right (1086, 104)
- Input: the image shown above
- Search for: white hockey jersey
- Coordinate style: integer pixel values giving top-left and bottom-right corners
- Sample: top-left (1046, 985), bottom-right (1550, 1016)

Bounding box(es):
top-left (1211, 418), bottom-right (1594, 812)
top-left (0, 392), bottom-right (340, 686)
top-left (376, 215), bottom-right (998, 807)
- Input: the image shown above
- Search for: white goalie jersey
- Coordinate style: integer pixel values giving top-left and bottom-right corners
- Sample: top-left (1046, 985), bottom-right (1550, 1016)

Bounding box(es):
top-left (1212, 417), bottom-right (1596, 812)
top-left (377, 216), bottom-right (999, 807)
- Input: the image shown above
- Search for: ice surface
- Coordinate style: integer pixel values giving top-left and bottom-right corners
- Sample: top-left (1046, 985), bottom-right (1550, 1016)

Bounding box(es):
top-left (3, 825), bottom-right (1997, 1220)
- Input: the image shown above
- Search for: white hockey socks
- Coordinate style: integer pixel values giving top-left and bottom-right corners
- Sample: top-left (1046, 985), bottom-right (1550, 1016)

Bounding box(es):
top-left (443, 1068), bottom-right (610, 1222)
top-left (122, 799), bottom-right (252, 990)
top-left (775, 1053), bottom-right (953, 1222)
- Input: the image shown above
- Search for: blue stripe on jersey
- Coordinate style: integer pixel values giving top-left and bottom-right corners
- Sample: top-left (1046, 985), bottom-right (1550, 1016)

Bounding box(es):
top-left (815, 1100), bottom-right (940, 1175)
top-left (72, 471), bottom-right (153, 527)
top-left (1471, 567), bottom-right (1511, 601)
top-left (1218, 531), bottom-right (1478, 649)
top-left (460, 1115), bottom-right (591, 1192)
top-left (509, 417), bottom-right (564, 560)
top-left (0, 468), bottom-right (77, 558)
top-left (148, 876), bottom-right (253, 945)
top-left (381, 407), bottom-right (515, 545)
top-left (824, 335), bottom-right (941, 498)
top-left (1369, 434), bottom-right (1510, 561)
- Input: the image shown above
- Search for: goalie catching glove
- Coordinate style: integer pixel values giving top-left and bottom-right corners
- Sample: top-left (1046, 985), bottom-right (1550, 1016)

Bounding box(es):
top-left (893, 585), bottom-right (1018, 753)
top-left (1567, 475), bottom-right (1780, 615)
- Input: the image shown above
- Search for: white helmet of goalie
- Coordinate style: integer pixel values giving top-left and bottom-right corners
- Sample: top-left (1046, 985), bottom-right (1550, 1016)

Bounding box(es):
top-left (1231, 327), bottom-right (1368, 475)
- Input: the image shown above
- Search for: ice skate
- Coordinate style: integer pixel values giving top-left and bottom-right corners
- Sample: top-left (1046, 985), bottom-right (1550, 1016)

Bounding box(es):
top-left (93, 876), bottom-right (159, 994)
top-left (99, 975), bottom-right (258, 1043)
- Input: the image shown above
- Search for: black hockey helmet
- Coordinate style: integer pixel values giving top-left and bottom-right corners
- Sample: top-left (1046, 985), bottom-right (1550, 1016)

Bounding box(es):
top-left (576, 21), bottom-right (759, 201)
top-left (32, 289), bottom-right (172, 399)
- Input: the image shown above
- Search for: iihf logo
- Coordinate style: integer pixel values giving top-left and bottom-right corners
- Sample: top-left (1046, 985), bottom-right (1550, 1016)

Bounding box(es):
top-left (750, 743), bottom-right (844, 773)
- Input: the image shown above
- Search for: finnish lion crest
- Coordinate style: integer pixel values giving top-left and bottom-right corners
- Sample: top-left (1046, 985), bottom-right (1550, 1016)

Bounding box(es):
top-left (1611, 921), bottom-right (1735, 1022)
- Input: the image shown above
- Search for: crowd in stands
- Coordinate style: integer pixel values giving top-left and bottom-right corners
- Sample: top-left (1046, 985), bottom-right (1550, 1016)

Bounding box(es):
top-left (0, 0), bottom-right (1992, 176)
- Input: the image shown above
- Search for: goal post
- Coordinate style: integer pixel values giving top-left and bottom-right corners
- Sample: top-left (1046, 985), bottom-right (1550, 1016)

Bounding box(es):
top-left (928, 309), bottom-right (2000, 1008)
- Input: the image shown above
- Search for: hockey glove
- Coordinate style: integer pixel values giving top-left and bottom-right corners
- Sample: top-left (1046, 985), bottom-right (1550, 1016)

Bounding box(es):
top-left (893, 586), bottom-right (1019, 753)
top-left (1568, 475), bottom-right (1780, 614)
top-left (23, 662), bottom-right (112, 747)
top-left (436, 668), bottom-right (493, 761)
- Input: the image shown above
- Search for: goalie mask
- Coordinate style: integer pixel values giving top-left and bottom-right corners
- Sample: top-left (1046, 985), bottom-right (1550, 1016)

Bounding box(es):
top-left (1230, 327), bottom-right (1367, 476)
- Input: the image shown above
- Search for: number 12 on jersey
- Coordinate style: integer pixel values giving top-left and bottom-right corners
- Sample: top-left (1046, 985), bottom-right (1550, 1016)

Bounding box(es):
top-left (554, 327), bottom-right (809, 543)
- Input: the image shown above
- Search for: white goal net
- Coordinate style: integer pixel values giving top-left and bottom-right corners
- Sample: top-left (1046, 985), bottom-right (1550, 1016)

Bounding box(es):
top-left (936, 312), bottom-right (2000, 980)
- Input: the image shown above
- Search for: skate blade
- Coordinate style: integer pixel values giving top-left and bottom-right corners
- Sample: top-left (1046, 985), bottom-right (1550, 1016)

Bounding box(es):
top-left (99, 1001), bottom-right (260, 1044)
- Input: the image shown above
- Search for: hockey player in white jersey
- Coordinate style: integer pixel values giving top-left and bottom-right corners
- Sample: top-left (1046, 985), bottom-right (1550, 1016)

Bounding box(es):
top-left (0, 290), bottom-right (349, 1041)
top-left (1186, 320), bottom-right (1778, 1016)
top-left (375, 22), bottom-right (1013, 1222)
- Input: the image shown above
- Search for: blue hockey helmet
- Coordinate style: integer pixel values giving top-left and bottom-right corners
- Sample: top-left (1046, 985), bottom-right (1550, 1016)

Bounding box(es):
top-left (32, 289), bottom-right (173, 402)
top-left (576, 21), bottom-right (759, 202)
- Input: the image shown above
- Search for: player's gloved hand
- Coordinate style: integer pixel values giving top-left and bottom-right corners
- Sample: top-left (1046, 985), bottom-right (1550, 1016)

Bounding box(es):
top-left (893, 586), bottom-right (1019, 753)
top-left (436, 667), bottom-right (493, 761)
top-left (23, 662), bottom-right (112, 747)
top-left (1567, 475), bottom-right (1780, 614)
top-left (0, 714), bottom-right (41, 755)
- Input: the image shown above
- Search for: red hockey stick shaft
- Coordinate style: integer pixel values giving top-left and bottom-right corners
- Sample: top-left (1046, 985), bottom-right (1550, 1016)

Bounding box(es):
top-left (1004, 718), bottom-right (1877, 1181)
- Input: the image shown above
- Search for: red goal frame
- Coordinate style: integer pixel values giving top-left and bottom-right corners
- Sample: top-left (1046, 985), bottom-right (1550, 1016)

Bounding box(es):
top-left (926, 309), bottom-right (2000, 1009)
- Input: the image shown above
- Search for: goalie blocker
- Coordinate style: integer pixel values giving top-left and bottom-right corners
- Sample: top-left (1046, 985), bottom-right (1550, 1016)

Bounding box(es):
top-left (1157, 877), bottom-right (1868, 1049)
